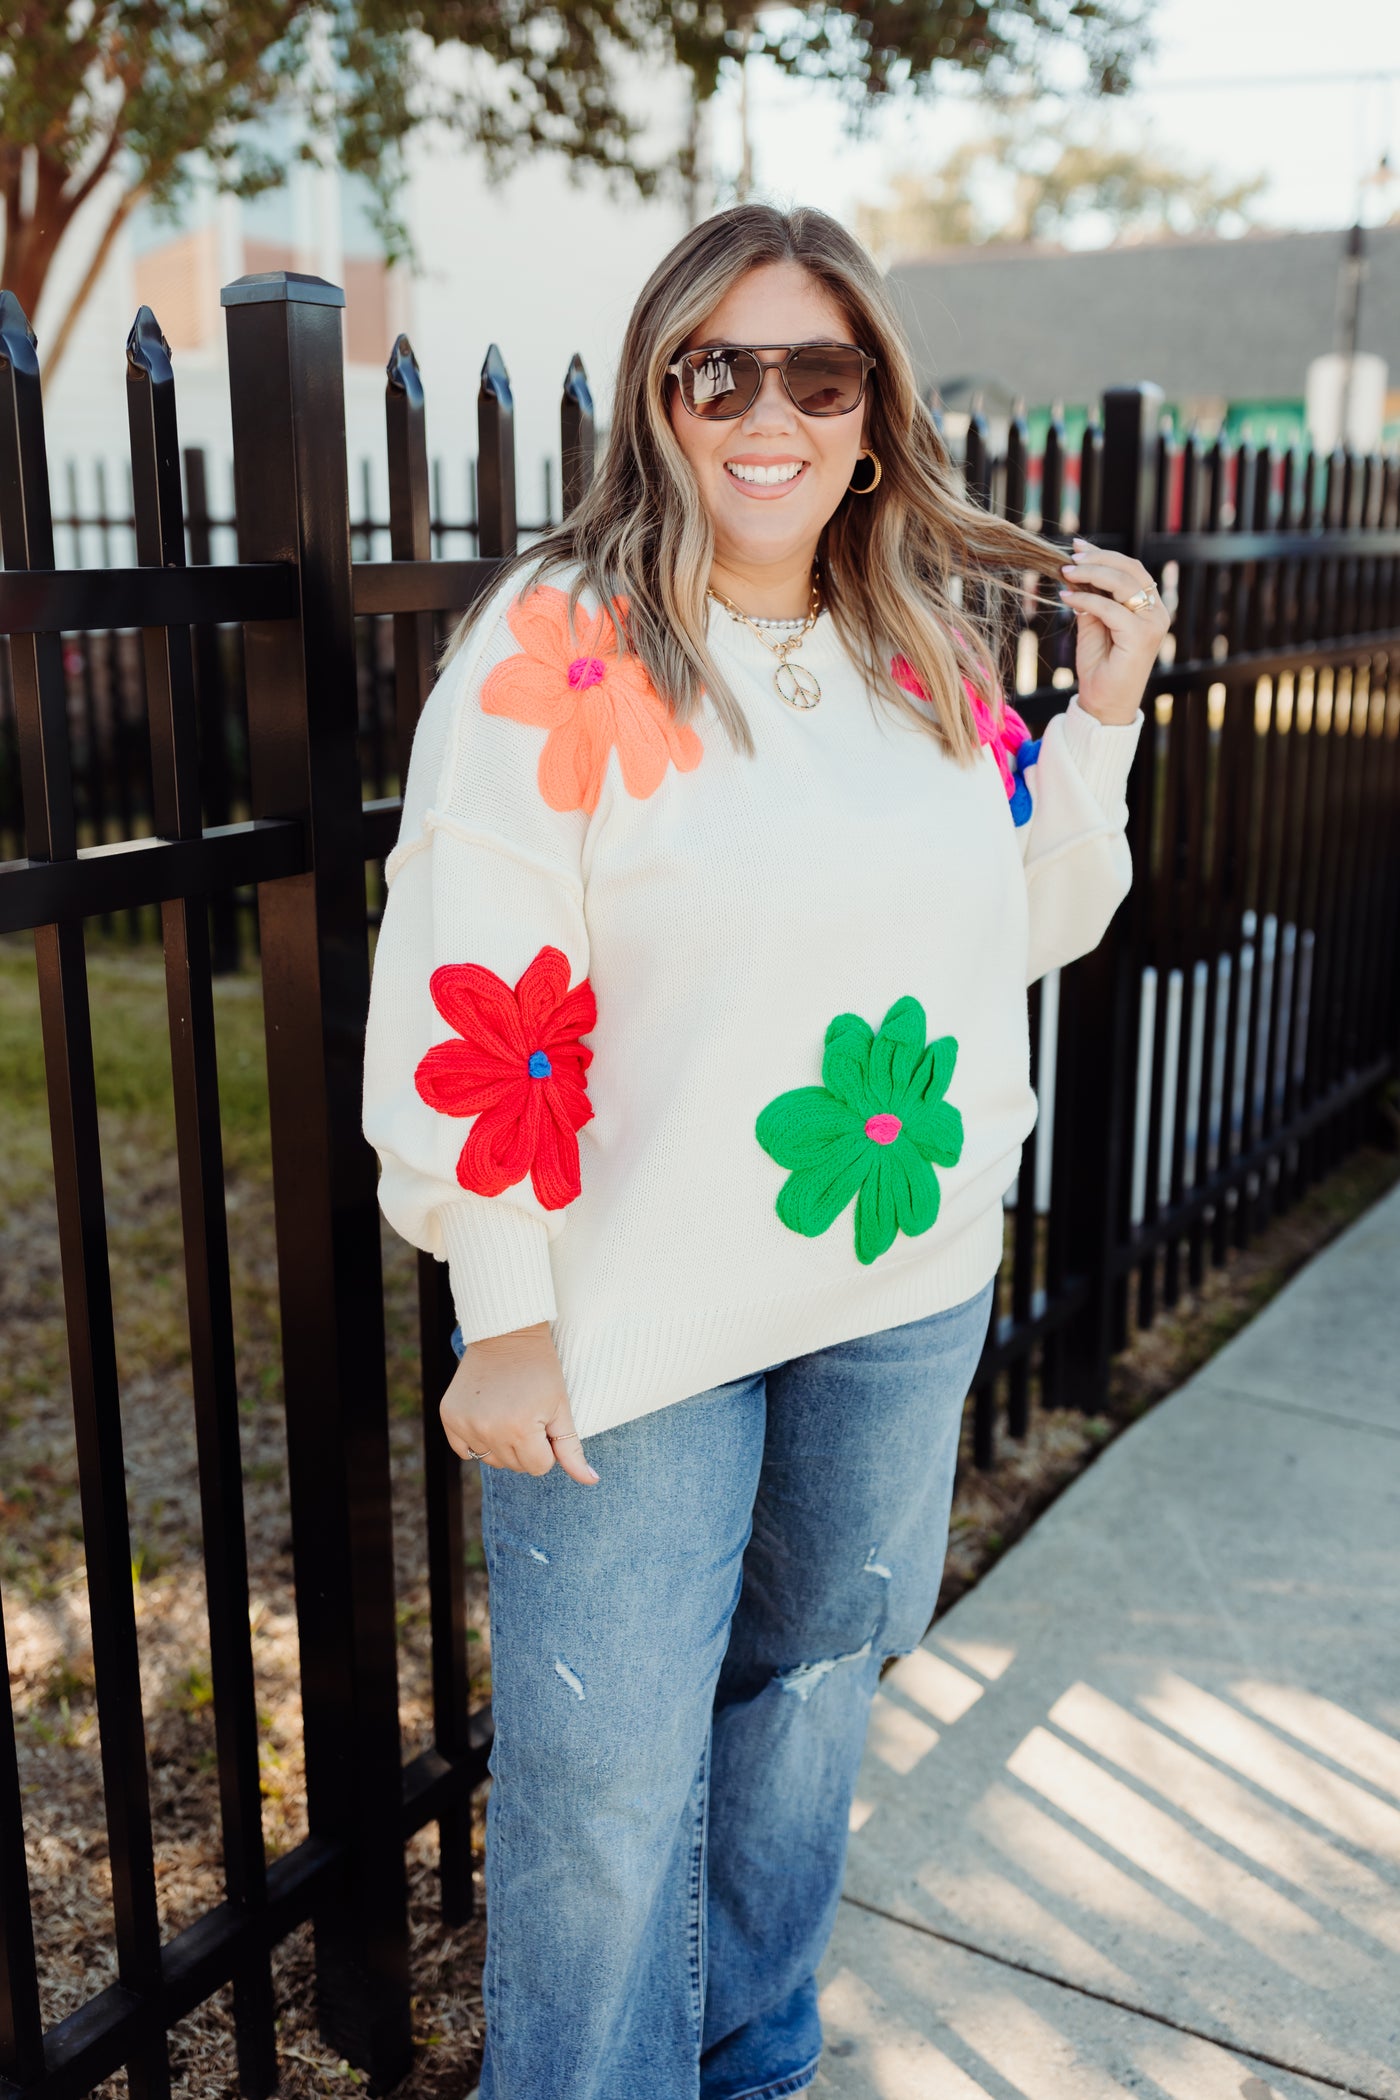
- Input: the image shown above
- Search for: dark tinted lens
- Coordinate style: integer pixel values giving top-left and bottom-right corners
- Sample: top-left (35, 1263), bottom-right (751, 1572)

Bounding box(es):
top-left (682, 347), bottom-right (761, 419)
top-left (785, 346), bottom-right (866, 415)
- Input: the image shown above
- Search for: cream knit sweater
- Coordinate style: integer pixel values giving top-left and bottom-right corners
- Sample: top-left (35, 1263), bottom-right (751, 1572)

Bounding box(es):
top-left (362, 564), bottom-right (1143, 1439)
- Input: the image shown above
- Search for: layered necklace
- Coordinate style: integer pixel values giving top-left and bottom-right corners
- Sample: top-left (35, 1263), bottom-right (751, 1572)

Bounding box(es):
top-left (707, 564), bottom-right (823, 710)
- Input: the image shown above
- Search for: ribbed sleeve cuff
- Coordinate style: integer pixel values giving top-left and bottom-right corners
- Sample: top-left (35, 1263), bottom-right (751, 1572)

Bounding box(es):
top-left (1060, 695), bottom-right (1143, 815)
top-left (435, 1201), bottom-right (558, 1343)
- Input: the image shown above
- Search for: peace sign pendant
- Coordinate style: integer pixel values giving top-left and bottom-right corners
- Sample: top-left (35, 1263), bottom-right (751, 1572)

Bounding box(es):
top-left (774, 658), bottom-right (821, 710)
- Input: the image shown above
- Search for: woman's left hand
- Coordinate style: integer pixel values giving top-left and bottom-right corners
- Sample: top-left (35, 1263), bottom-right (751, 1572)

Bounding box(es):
top-left (1057, 537), bottom-right (1172, 726)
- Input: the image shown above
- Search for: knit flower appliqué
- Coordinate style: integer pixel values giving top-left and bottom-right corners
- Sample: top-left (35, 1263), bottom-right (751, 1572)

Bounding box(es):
top-left (756, 997), bottom-right (964, 1265)
top-left (414, 945), bottom-right (596, 1209)
top-left (481, 584), bottom-right (703, 815)
top-left (890, 653), bottom-right (1041, 825)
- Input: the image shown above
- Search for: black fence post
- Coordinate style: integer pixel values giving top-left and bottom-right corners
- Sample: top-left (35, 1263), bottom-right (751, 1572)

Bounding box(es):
top-left (220, 269), bottom-right (412, 2087)
top-left (127, 307), bottom-right (280, 2099)
top-left (383, 330), bottom-right (483, 1927)
top-left (0, 290), bottom-right (173, 2100)
top-left (1052, 382), bottom-right (1163, 1411)
top-left (560, 353), bottom-right (595, 517)
top-left (183, 445), bottom-right (242, 972)
top-left (477, 344), bottom-right (517, 559)
top-left (385, 334), bottom-right (434, 784)
top-left (0, 1607), bottom-right (42, 2089)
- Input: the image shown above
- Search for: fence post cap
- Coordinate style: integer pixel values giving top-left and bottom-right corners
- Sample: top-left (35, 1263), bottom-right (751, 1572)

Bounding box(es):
top-left (220, 272), bottom-right (346, 310)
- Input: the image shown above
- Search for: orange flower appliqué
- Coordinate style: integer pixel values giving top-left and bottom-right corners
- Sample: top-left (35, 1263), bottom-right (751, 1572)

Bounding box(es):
top-left (480, 585), bottom-right (703, 814)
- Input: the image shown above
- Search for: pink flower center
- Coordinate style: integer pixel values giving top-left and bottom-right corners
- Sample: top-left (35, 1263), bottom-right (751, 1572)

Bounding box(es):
top-left (567, 655), bottom-right (607, 691)
top-left (864, 1113), bottom-right (902, 1146)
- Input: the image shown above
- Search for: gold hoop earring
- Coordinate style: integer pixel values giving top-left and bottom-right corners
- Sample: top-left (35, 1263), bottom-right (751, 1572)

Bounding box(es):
top-left (848, 450), bottom-right (882, 495)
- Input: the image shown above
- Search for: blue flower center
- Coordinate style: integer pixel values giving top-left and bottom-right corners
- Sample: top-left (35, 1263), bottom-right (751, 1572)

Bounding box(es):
top-left (528, 1049), bottom-right (553, 1079)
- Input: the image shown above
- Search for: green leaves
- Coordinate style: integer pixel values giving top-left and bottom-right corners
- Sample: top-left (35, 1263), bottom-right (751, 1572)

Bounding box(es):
top-left (756, 995), bottom-right (965, 1266)
top-left (670, 2), bottom-right (1154, 111)
top-left (0, 0), bottom-right (1153, 385)
top-left (0, 0), bottom-right (661, 370)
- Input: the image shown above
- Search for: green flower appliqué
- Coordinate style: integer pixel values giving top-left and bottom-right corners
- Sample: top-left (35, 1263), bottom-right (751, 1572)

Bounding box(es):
top-left (755, 997), bottom-right (964, 1265)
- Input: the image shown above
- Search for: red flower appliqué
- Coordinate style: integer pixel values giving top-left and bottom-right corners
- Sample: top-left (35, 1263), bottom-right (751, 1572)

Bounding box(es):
top-left (413, 945), bottom-right (596, 1209)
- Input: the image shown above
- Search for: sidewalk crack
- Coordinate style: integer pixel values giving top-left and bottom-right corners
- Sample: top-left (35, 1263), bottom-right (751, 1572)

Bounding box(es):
top-left (837, 1892), bottom-right (1383, 2099)
top-left (1200, 1382), bottom-right (1400, 1441)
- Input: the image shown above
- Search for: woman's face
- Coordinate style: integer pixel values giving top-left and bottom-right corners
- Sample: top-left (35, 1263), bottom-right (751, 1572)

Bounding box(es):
top-left (667, 260), bottom-right (869, 582)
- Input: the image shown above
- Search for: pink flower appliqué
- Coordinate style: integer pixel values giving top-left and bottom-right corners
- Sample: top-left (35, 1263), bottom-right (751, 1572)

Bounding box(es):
top-left (890, 652), bottom-right (1034, 802)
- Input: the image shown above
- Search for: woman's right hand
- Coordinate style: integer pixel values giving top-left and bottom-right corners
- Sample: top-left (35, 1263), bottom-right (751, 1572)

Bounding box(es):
top-left (441, 1322), bottom-right (599, 1484)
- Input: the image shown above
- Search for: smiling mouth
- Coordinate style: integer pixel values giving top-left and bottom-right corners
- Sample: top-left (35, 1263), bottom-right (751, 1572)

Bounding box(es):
top-left (724, 460), bottom-right (808, 488)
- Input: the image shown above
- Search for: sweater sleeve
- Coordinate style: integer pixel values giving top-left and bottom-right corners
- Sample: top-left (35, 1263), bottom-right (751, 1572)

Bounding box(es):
top-left (1010, 694), bottom-right (1144, 986)
top-left (361, 575), bottom-right (592, 1343)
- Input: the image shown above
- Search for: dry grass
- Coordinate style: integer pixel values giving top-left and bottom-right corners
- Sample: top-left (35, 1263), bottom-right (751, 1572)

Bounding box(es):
top-left (3, 926), bottom-right (1395, 2095)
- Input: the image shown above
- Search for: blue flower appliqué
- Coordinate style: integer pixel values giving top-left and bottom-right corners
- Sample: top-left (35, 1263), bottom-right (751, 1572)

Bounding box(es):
top-left (1007, 738), bottom-right (1041, 827)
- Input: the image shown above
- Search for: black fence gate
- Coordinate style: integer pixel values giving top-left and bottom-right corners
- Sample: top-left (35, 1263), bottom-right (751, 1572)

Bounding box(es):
top-left (1, 267), bottom-right (1398, 2098)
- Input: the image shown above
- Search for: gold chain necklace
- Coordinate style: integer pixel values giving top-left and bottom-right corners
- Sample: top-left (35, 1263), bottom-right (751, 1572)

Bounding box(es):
top-left (707, 568), bottom-right (823, 710)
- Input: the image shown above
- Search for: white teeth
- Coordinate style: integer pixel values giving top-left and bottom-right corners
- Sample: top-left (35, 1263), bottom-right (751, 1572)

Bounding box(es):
top-left (725, 461), bottom-right (805, 486)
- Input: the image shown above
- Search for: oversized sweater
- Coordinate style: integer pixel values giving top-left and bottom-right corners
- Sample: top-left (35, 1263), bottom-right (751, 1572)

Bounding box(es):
top-left (361, 563), bottom-right (1143, 1439)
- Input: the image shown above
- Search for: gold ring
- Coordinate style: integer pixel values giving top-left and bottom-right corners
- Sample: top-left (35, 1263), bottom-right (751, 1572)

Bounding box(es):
top-left (1125, 586), bottom-right (1160, 612)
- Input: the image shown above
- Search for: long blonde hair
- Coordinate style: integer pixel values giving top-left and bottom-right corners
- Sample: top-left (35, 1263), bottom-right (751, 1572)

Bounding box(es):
top-left (443, 203), bottom-right (1069, 762)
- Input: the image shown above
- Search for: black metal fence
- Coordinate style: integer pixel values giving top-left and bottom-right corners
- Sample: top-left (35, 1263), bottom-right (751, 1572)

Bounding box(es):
top-left (1, 267), bottom-right (1397, 2098)
top-left (0, 415), bottom-right (565, 969)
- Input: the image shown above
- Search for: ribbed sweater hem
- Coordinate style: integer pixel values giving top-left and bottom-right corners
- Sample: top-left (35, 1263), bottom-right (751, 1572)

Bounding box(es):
top-left (552, 1202), bottom-right (1006, 1439)
top-left (437, 1200), bottom-right (557, 1340)
top-left (1060, 695), bottom-right (1141, 812)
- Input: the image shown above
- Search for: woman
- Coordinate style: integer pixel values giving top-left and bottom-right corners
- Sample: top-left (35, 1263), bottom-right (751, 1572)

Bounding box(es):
top-left (362, 202), bottom-right (1168, 2099)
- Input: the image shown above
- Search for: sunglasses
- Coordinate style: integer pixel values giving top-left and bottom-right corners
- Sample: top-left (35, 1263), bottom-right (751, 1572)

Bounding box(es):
top-left (665, 341), bottom-right (876, 421)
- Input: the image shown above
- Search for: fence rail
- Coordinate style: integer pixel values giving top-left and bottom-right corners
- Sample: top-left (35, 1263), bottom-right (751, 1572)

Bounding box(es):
top-left (0, 412), bottom-right (560, 964)
top-left (1, 268), bottom-right (1398, 2099)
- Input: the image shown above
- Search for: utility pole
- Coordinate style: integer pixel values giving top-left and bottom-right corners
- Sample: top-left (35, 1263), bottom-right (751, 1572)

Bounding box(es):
top-left (1334, 220), bottom-right (1365, 450)
top-left (683, 85), bottom-right (708, 226)
top-left (737, 44), bottom-right (753, 202)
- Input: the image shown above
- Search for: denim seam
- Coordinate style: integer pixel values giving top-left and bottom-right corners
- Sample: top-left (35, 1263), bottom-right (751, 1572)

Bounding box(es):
top-left (687, 1729), bottom-right (711, 2046)
top-left (715, 2050), bottom-right (823, 2100)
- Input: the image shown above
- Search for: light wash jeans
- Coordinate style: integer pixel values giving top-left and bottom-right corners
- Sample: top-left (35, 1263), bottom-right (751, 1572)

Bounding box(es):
top-left (449, 1276), bottom-right (995, 2100)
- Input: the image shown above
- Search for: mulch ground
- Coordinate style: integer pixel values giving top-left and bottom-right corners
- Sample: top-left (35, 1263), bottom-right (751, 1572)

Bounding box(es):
top-left (3, 931), bottom-right (1396, 2096)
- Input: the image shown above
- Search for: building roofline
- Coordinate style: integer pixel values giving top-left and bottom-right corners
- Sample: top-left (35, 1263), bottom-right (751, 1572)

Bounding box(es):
top-left (885, 221), bottom-right (1390, 275)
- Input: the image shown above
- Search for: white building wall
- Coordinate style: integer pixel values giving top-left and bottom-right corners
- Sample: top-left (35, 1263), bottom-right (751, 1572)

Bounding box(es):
top-left (394, 137), bottom-right (689, 532)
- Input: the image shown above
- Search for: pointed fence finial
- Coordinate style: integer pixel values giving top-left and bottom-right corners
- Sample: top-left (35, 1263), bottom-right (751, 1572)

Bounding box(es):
top-left (562, 352), bottom-right (593, 417)
top-left (386, 333), bottom-right (424, 408)
top-left (0, 289), bottom-right (39, 375)
top-left (480, 342), bottom-right (513, 408)
top-left (126, 304), bottom-right (173, 384)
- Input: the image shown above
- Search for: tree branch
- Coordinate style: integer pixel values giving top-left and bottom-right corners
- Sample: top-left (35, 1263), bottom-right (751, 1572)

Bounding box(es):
top-left (64, 104), bottom-right (128, 218)
top-left (39, 182), bottom-right (145, 383)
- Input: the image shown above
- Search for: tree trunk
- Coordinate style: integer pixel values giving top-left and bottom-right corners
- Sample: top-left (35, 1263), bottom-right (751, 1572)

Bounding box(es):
top-left (0, 150), bottom-right (79, 337)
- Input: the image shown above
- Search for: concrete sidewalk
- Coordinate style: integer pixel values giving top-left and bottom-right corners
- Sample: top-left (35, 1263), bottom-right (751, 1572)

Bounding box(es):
top-left (815, 1181), bottom-right (1400, 2100)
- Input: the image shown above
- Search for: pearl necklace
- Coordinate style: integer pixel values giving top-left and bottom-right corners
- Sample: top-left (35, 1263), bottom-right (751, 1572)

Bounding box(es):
top-left (707, 569), bottom-right (823, 710)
